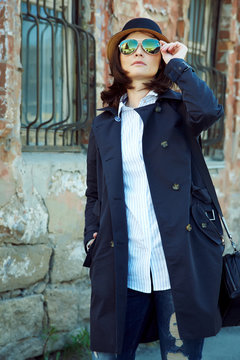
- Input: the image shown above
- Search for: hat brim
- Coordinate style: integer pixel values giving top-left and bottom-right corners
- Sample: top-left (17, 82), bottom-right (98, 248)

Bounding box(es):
top-left (107, 27), bottom-right (170, 63)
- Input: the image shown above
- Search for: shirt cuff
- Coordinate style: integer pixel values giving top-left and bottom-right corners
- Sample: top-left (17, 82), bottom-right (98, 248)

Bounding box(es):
top-left (164, 58), bottom-right (194, 83)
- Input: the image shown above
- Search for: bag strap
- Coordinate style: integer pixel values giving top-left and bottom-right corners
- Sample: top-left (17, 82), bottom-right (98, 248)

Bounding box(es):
top-left (177, 102), bottom-right (236, 251)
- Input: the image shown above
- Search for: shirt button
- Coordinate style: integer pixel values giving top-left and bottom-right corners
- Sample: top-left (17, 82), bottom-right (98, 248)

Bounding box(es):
top-left (161, 141), bottom-right (168, 148)
top-left (155, 105), bottom-right (161, 112)
top-left (172, 183), bottom-right (180, 190)
top-left (186, 224), bottom-right (192, 232)
top-left (110, 241), bottom-right (114, 247)
top-left (201, 223), bottom-right (207, 229)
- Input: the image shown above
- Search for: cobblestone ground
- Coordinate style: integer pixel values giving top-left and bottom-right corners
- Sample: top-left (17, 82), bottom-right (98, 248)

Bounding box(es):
top-left (136, 327), bottom-right (240, 360)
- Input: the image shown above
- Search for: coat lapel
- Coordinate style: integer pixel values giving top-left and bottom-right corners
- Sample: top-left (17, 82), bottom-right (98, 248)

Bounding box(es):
top-left (93, 110), bottom-right (123, 197)
top-left (93, 110), bottom-right (127, 237)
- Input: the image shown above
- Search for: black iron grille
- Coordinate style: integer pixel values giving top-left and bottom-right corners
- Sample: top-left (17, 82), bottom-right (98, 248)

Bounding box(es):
top-left (187, 0), bottom-right (226, 160)
top-left (21, 0), bottom-right (96, 151)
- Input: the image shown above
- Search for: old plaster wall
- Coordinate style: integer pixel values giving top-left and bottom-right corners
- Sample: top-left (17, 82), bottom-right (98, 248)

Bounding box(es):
top-left (0, 1), bottom-right (90, 359)
top-left (212, 0), bottom-right (240, 249)
top-left (0, 151), bottom-right (90, 360)
top-left (0, 0), bottom-right (240, 359)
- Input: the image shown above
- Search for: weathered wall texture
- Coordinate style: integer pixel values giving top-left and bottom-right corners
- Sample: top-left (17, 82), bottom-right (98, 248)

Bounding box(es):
top-left (0, 1), bottom-right (89, 359)
top-left (213, 0), bottom-right (240, 249)
top-left (0, 0), bottom-right (240, 359)
top-left (0, 151), bottom-right (90, 360)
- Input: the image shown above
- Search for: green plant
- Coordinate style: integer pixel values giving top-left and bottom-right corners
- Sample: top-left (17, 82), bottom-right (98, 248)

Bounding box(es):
top-left (55, 352), bottom-right (61, 360)
top-left (41, 327), bottom-right (59, 360)
top-left (63, 328), bottom-right (91, 359)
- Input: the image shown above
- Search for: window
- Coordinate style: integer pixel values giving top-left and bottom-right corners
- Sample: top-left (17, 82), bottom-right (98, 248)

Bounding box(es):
top-left (21, 0), bottom-right (96, 151)
top-left (187, 0), bottom-right (226, 160)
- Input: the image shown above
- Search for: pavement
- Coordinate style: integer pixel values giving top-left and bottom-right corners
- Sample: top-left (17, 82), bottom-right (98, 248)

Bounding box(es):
top-left (135, 327), bottom-right (240, 359)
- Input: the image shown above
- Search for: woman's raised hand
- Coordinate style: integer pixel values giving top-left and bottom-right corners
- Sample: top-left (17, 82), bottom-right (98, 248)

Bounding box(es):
top-left (160, 40), bottom-right (188, 64)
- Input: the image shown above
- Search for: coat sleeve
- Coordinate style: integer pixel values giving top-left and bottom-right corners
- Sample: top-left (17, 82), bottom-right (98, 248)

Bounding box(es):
top-left (164, 58), bottom-right (224, 136)
top-left (84, 128), bottom-right (99, 252)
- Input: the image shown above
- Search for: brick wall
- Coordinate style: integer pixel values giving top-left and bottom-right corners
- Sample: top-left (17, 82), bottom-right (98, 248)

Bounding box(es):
top-left (213, 0), bottom-right (240, 246)
top-left (0, 0), bottom-right (21, 206)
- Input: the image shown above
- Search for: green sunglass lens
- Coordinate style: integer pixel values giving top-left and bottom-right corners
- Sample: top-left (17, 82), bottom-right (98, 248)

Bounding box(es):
top-left (142, 39), bottom-right (160, 54)
top-left (120, 39), bottom-right (138, 54)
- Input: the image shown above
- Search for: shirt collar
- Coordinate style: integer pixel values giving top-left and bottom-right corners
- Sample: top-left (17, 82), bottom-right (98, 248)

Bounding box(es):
top-left (118, 93), bottom-right (128, 117)
top-left (118, 90), bottom-right (158, 117)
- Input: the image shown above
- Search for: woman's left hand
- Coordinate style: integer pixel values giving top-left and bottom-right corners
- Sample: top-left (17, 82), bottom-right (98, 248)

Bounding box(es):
top-left (160, 41), bottom-right (188, 64)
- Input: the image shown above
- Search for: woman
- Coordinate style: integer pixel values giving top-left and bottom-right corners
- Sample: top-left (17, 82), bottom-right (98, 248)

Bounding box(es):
top-left (84, 17), bottom-right (224, 360)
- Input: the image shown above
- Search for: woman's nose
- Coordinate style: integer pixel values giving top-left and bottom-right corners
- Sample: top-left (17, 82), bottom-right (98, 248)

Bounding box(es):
top-left (134, 44), bottom-right (144, 56)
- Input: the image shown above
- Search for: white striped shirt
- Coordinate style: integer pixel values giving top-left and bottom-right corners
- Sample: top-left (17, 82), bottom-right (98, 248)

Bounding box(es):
top-left (119, 90), bottom-right (171, 293)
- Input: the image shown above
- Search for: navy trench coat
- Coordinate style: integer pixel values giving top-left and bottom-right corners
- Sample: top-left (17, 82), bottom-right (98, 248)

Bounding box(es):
top-left (83, 58), bottom-right (225, 354)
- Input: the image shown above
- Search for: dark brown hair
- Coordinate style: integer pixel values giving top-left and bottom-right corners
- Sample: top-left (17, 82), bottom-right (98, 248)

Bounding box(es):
top-left (101, 36), bottom-right (174, 108)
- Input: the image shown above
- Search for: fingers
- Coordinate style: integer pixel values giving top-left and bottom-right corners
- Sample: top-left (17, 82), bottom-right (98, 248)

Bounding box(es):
top-left (159, 40), bottom-right (188, 63)
top-left (160, 41), bottom-right (186, 55)
top-left (86, 232), bottom-right (98, 251)
top-left (86, 238), bottom-right (95, 251)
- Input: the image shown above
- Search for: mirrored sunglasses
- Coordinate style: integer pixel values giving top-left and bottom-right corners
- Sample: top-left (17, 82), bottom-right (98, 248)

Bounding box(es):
top-left (118, 38), bottom-right (161, 55)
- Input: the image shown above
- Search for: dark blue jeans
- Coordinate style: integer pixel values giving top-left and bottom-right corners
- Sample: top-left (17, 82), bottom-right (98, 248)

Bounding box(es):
top-left (92, 289), bottom-right (204, 360)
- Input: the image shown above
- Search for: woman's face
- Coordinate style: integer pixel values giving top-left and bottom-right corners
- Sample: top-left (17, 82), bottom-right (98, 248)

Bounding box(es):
top-left (119, 31), bottom-right (161, 82)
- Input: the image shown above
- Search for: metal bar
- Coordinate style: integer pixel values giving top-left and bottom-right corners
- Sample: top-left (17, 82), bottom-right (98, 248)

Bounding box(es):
top-left (42, 0), bottom-right (71, 145)
top-left (35, 1), bottom-right (56, 145)
top-left (23, 0), bottom-right (41, 145)
top-left (187, 0), bottom-right (226, 153)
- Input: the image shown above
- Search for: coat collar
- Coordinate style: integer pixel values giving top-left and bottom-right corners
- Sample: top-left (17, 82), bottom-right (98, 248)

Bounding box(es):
top-left (92, 88), bottom-right (183, 206)
top-left (97, 89), bottom-right (182, 115)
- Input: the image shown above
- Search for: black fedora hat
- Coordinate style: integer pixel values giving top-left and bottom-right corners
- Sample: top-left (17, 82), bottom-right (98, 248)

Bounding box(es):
top-left (107, 17), bottom-right (169, 63)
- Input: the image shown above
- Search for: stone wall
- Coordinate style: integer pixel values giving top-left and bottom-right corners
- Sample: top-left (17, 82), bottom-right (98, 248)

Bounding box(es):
top-left (0, 0), bottom-right (240, 359)
top-left (0, 151), bottom-right (90, 360)
top-left (0, 1), bottom-right (90, 359)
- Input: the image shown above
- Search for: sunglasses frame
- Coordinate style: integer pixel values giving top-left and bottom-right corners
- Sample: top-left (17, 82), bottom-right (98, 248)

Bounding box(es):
top-left (118, 38), bottom-right (161, 56)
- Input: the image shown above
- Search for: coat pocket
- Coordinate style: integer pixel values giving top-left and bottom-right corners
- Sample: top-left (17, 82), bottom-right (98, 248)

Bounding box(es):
top-left (191, 201), bottom-right (223, 246)
top-left (191, 183), bottom-right (212, 204)
top-left (83, 240), bottom-right (97, 268)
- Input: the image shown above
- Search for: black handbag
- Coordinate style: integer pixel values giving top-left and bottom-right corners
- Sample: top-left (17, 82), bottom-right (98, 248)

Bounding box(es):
top-left (185, 120), bottom-right (240, 327)
top-left (219, 251), bottom-right (240, 326)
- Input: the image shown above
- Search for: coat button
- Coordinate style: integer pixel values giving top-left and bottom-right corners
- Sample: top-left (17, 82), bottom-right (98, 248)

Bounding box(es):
top-left (155, 105), bottom-right (161, 112)
top-left (201, 223), bottom-right (207, 229)
top-left (161, 141), bottom-right (168, 148)
top-left (110, 241), bottom-right (114, 247)
top-left (186, 224), bottom-right (192, 232)
top-left (172, 183), bottom-right (180, 190)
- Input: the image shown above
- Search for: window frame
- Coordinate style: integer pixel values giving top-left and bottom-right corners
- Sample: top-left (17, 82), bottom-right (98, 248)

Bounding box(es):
top-left (20, 0), bottom-right (96, 152)
top-left (186, 0), bottom-right (226, 160)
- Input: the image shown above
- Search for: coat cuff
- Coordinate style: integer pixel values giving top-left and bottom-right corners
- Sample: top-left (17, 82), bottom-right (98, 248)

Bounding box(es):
top-left (164, 58), bottom-right (194, 83)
